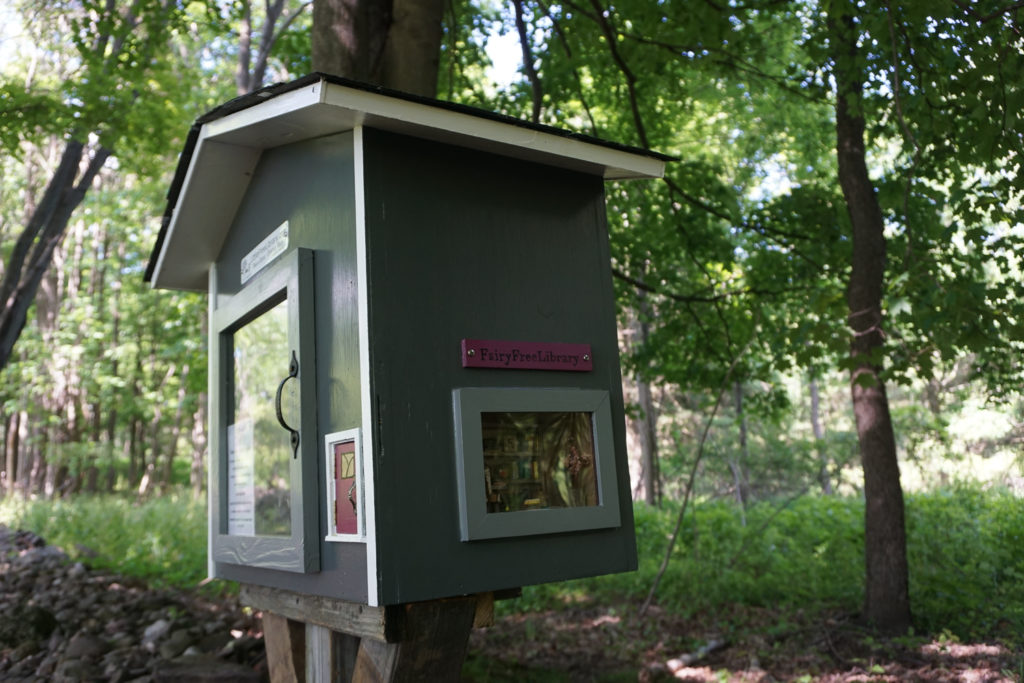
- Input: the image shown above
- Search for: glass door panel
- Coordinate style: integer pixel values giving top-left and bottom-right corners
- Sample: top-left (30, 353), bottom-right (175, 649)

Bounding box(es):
top-left (230, 298), bottom-right (293, 537)
top-left (211, 248), bottom-right (318, 573)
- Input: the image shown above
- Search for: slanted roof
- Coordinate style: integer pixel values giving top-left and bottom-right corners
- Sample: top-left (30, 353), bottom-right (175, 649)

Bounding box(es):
top-left (145, 73), bottom-right (672, 291)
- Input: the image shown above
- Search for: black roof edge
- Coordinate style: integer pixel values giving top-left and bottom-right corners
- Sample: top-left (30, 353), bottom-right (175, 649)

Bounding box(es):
top-left (144, 72), bottom-right (676, 283)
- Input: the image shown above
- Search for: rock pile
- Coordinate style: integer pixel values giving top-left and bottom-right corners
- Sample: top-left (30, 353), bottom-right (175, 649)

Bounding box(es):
top-left (0, 525), bottom-right (268, 682)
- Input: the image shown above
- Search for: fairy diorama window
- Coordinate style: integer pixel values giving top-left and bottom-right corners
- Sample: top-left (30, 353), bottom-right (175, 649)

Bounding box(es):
top-left (480, 411), bottom-right (598, 514)
top-left (453, 388), bottom-right (621, 541)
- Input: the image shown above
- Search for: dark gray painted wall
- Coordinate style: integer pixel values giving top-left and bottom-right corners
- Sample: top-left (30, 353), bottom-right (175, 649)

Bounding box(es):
top-left (211, 132), bottom-right (368, 603)
top-left (209, 126), bottom-right (638, 605)
top-left (363, 128), bottom-right (637, 605)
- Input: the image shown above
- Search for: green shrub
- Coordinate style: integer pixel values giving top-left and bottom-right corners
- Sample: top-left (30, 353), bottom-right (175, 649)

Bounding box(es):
top-left (906, 484), bottom-right (1024, 642)
top-left (504, 488), bottom-right (1024, 646)
top-left (503, 496), bottom-right (866, 617)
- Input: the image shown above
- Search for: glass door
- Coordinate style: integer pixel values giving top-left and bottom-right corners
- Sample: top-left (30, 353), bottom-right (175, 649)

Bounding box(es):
top-left (210, 248), bottom-right (319, 573)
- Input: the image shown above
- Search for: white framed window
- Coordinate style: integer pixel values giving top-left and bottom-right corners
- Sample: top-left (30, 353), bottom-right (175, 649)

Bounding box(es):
top-left (453, 387), bottom-right (622, 541)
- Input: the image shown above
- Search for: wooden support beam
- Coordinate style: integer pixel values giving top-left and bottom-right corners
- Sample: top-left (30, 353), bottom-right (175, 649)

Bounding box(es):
top-left (351, 596), bottom-right (478, 683)
top-left (306, 624), bottom-right (361, 683)
top-left (250, 586), bottom-right (519, 681)
top-left (241, 584), bottom-right (396, 642)
top-left (262, 612), bottom-right (305, 683)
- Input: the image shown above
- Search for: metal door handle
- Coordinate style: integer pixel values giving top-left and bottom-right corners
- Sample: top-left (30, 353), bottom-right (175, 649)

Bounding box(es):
top-left (275, 350), bottom-right (300, 458)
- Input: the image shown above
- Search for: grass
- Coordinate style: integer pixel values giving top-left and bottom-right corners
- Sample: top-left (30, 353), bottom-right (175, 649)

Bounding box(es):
top-left (2, 484), bottom-right (1022, 646)
top-left (501, 485), bottom-right (1024, 648)
top-left (0, 491), bottom-right (208, 590)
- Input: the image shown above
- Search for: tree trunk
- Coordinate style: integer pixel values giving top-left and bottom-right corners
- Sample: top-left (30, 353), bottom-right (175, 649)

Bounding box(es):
top-left (831, 2), bottom-right (911, 634)
top-left (809, 375), bottom-right (832, 495)
top-left (731, 380), bottom-right (750, 511)
top-left (106, 241), bottom-right (125, 456)
top-left (190, 386), bottom-right (208, 499)
top-left (29, 426), bottom-right (46, 496)
top-left (311, 0), bottom-right (444, 97)
top-left (636, 375), bottom-right (660, 506)
top-left (236, 0), bottom-right (255, 94)
top-left (36, 218), bottom-right (63, 501)
top-left (236, 0), bottom-right (300, 95)
top-left (128, 415), bottom-right (141, 486)
top-left (191, 314), bottom-right (209, 500)
top-left (88, 222), bottom-right (109, 483)
top-left (14, 412), bottom-right (29, 497)
top-left (2, 412), bottom-right (18, 496)
top-left (84, 466), bottom-right (99, 494)
top-left (161, 363), bottom-right (190, 492)
top-left (628, 292), bottom-right (661, 506)
top-left (1, 416), bottom-right (7, 496)
top-left (624, 269), bottom-right (662, 506)
top-left (141, 343), bottom-right (166, 498)
top-left (0, 140), bottom-right (110, 371)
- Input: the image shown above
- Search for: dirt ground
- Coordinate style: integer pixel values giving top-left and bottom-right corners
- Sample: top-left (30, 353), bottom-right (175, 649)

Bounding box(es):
top-left (466, 601), bottom-right (1023, 682)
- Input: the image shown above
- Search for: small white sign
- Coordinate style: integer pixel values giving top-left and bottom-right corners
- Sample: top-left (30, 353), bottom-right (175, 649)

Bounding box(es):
top-left (227, 419), bottom-right (255, 536)
top-left (240, 221), bottom-right (290, 284)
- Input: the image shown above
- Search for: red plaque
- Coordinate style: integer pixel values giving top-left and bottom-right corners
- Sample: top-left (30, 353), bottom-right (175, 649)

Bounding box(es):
top-left (461, 339), bottom-right (593, 372)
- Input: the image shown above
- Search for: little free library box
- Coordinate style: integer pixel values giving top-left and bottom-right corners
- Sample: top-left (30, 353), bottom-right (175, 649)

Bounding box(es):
top-left (146, 74), bottom-right (670, 609)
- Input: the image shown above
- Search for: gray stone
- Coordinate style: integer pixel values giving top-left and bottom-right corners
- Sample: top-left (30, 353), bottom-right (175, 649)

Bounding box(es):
top-left (0, 527), bottom-right (266, 680)
top-left (74, 543), bottom-right (99, 559)
top-left (143, 618), bottom-right (172, 647)
top-left (56, 656), bottom-right (98, 681)
top-left (14, 545), bottom-right (66, 566)
top-left (0, 604), bottom-right (58, 645)
top-left (111, 632), bottom-right (136, 649)
top-left (152, 654), bottom-right (262, 682)
top-left (36, 650), bottom-right (59, 677)
top-left (55, 607), bottom-right (78, 624)
top-left (158, 629), bottom-right (194, 659)
top-left (65, 632), bottom-right (110, 659)
top-left (9, 639), bottom-right (40, 662)
top-left (198, 629), bottom-right (232, 653)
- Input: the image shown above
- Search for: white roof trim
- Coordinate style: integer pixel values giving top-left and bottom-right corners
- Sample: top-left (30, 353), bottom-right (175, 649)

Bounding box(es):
top-left (150, 78), bottom-right (666, 291)
top-left (149, 134), bottom-right (261, 291)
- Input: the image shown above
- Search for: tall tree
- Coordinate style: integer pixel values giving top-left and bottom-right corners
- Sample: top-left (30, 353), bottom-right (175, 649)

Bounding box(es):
top-left (830, 0), bottom-right (910, 632)
top-left (0, 0), bottom-right (201, 371)
top-left (0, 0), bottom-right (223, 495)
top-left (508, 0), bottom-right (1023, 632)
top-left (808, 375), bottom-right (832, 495)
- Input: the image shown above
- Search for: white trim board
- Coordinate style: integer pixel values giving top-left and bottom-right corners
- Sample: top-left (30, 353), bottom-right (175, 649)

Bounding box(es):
top-left (353, 126), bottom-right (380, 607)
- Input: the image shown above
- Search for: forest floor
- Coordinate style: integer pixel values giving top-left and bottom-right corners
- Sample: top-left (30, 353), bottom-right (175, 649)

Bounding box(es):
top-left (466, 601), bottom-right (1023, 682)
top-left (1, 525), bottom-right (1020, 681)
